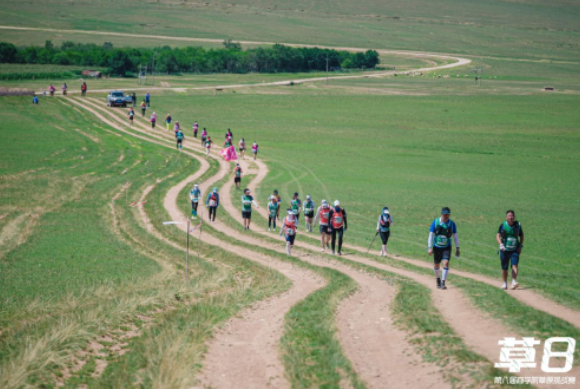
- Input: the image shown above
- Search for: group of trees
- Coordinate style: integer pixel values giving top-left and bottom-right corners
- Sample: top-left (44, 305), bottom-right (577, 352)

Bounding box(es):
top-left (0, 40), bottom-right (380, 76)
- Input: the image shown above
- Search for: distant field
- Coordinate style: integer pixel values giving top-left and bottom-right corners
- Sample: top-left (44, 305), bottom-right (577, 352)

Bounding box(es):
top-left (1, 0), bottom-right (580, 61)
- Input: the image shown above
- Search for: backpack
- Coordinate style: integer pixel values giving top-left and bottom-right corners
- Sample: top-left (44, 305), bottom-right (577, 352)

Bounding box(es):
top-left (380, 214), bottom-right (390, 231)
top-left (209, 193), bottom-right (218, 207)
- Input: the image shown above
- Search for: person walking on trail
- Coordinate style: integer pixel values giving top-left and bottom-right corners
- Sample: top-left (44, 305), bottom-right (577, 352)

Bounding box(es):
top-left (238, 138), bottom-right (246, 159)
top-left (49, 84), bottom-right (55, 96)
top-left (428, 207), bottom-right (460, 290)
top-left (176, 129), bottom-right (184, 149)
top-left (145, 92), bottom-right (151, 108)
top-left (192, 121), bottom-right (198, 138)
top-left (166, 114), bottom-right (172, 131)
top-left (251, 141), bottom-right (259, 160)
top-left (280, 209), bottom-right (298, 255)
top-left (128, 107), bottom-right (135, 126)
top-left (140, 101), bottom-right (147, 117)
top-left (313, 199), bottom-right (332, 252)
top-left (496, 210), bottom-right (524, 290)
top-left (81, 82), bottom-right (87, 97)
top-left (132, 92), bottom-right (136, 108)
top-left (205, 187), bottom-right (220, 222)
top-left (224, 138), bottom-right (232, 148)
top-left (303, 195), bottom-right (316, 232)
top-left (272, 190), bottom-right (282, 220)
top-left (327, 200), bottom-right (347, 255)
top-left (190, 183), bottom-right (202, 219)
top-left (205, 136), bottom-right (213, 156)
top-left (174, 121), bottom-right (181, 138)
top-left (241, 188), bottom-right (259, 230)
top-left (226, 128), bottom-right (233, 141)
top-left (290, 193), bottom-right (302, 223)
top-left (267, 196), bottom-right (279, 232)
top-left (376, 207), bottom-right (394, 257)
top-left (201, 128), bottom-right (207, 147)
top-left (234, 163), bottom-right (242, 190)
top-left (150, 112), bottom-right (157, 129)
top-left (62, 83), bottom-right (68, 96)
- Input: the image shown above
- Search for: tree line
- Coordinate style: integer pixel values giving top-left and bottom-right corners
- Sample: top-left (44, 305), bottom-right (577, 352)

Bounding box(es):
top-left (0, 40), bottom-right (380, 76)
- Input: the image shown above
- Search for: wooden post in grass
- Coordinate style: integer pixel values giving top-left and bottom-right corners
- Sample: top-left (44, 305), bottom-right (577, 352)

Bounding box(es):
top-left (186, 218), bottom-right (190, 283)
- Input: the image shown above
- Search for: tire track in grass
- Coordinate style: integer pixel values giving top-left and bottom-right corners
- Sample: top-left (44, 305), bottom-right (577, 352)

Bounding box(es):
top-left (236, 159), bottom-right (580, 386)
top-left (66, 98), bottom-right (326, 389)
top-left (94, 100), bottom-right (451, 388)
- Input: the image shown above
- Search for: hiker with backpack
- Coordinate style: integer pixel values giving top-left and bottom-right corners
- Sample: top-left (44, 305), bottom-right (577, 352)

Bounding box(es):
top-left (376, 207), bottom-right (394, 257)
top-left (166, 114), bottom-right (172, 131)
top-left (241, 188), bottom-right (259, 230)
top-left (234, 163), bottom-right (242, 190)
top-left (428, 207), bottom-right (460, 290)
top-left (150, 112), bottom-right (157, 129)
top-left (190, 183), bottom-right (201, 219)
top-left (280, 209), bottom-right (298, 255)
top-left (327, 200), bottom-right (347, 255)
top-left (81, 82), bottom-right (87, 97)
top-left (267, 196), bottom-right (279, 232)
top-left (238, 138), bottom-right (246, 159)
top-left (201, 128), bottom-right (207, 147)
top-left (205, 188), bottom-right (220, 222)
top-left (496, 210), bottom-right (524, 290)
top-left (303, 195), bottom-right (316, 232)
top-left (251, 141), bottom-right (259, 160)
top-left (140, 101), bottom-right (147, 116)
top-left (205, 136), bottom-right (213, 156)
top-left (176, 129), bottom-right (184, 149)
top-left (192, 121), bottom-right (198, 138)
top-left (290, 193), bottom-right (302, 224)
top-left (128, 107), bottom-right (135, 126)
top-left (313, 199), bottom-right (332, 252)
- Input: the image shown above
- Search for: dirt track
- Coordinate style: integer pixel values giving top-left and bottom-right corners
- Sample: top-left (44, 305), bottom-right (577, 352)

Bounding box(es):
top-left (63, 66), bottom-right (580, 386)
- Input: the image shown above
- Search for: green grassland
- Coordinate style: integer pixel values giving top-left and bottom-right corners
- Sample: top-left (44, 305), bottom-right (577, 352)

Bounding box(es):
top-left (145, 89), bottom-right (580, 311)
top-left (0, 97), bottom-right (293, 388)
top-left (1, 0), bottom-right (579, 61)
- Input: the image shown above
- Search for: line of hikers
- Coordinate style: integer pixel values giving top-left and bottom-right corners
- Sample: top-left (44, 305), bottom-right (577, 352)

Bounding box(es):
top-left (190, 183), bottom-right (524, 292)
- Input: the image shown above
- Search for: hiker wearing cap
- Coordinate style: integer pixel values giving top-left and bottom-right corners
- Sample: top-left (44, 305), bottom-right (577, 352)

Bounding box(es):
top-left (376, 207), bottom-right (394, 257)
top-left (290, 193), bottom-right (302, 223)
top-left (234, 163), bottom-right (242, 190)
top-left (272, 190), bottom-right (282, 220)
top-left (190, 184), bottom-right (202, 219)
top-left (327, 200), bottom-right (347, 255)
top-left (280, 209), bottom-right (298, 255)
top-left (241, 189), bottom-right (259, 230)
top-left (205, 187), bottom-right (220, 222)
top-left (192, 121), bottom-right (199, 138)
top-left (303, 195), bottom-right (316, 232)
top-left (428, 207), bottom-right (460, 290)
top-left (166, 114), bottom-right (172, 131)
top-left (150, 112), bottom-right (157, 129)
top-left (238, 138), bottom-right (246, 159)
top-left (496, 210), bottom-right (524, 290)
top-left (313, 199), bottom-right (332, 252)
top-left (267, 196), bottom-right (279, 232)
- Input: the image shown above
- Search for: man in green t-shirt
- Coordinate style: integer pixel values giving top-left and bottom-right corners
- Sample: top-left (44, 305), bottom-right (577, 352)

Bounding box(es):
top-left (241, 188), bottom-right (260, 230)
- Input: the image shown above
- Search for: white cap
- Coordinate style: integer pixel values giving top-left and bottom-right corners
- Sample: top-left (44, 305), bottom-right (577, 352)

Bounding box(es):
top-left (321, 199), bottom-right (328, 205)
top-left (334, 200), bottom-right (340, 207)
top-left (306, 195), bottom-right (311, 200)
top-left (194, 183), bottom-right (199, 188)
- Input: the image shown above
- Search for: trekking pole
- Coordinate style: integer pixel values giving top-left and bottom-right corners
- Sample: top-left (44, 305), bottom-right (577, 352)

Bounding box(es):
top-left (366, 231), bottom-right (379, 253)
